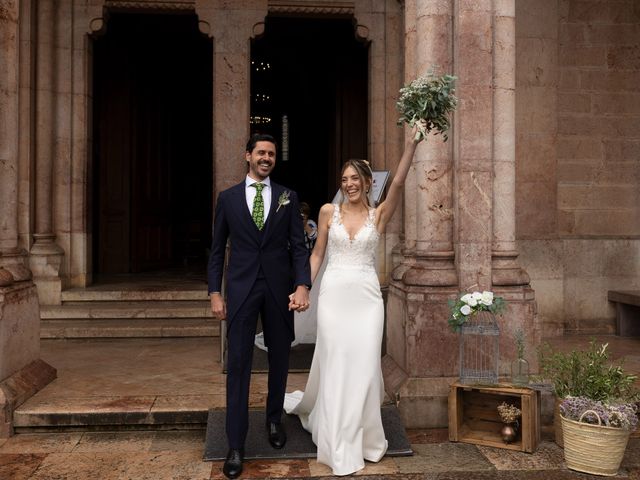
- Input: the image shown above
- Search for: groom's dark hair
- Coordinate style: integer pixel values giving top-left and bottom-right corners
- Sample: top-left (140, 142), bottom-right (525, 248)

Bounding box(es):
top-left (246, 133), bottom-right (277, 153)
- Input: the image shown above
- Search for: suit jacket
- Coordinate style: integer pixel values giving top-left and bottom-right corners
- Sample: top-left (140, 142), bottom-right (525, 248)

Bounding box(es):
top-left (207, 180), bottom-right (311, 334)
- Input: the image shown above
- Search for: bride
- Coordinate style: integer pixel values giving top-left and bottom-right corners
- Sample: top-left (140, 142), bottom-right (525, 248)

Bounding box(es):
top-left (285, 125), bottom-right (423, 476)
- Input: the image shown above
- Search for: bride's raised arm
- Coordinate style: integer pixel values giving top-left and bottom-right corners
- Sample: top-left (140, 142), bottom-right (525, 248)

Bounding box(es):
top-left (375, 125), bottom-right (423, 232)
top-left (308, 203), bottom-right (333, 283)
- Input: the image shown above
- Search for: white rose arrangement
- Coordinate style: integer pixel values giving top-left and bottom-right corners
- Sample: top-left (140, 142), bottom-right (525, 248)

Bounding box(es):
top-left (448, 290), bottom-right (506, 332)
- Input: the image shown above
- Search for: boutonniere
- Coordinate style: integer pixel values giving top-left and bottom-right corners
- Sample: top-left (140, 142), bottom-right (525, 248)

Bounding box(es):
top-left (276, 191), bottom-right (291, 212)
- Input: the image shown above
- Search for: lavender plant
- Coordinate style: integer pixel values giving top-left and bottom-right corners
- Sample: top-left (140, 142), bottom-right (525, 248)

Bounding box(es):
top-left (560, 396), bottom-right (638, 431)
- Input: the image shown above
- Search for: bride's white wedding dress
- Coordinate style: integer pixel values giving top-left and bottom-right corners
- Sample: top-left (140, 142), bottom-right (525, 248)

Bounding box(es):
top-left (284, 204), bottom-right (387, 476)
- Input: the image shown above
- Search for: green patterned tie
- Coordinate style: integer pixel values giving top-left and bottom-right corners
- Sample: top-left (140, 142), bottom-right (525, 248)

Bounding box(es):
top-left (251, 183), bottom-right (265, 230)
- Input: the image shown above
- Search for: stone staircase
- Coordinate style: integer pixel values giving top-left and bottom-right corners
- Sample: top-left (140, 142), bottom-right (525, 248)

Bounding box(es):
top-left (40, 287), bottom-right (218, 338)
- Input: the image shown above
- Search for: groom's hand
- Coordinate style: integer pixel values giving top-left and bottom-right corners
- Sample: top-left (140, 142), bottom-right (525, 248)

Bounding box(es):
top-left (210, 293), bottom-right (226, 320)
top-left (288, 285), bottom-right (310, 312)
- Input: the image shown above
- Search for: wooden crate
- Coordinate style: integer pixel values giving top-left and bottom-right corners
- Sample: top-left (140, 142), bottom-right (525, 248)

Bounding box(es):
top-left (448, 382), bottom-right (540, 453)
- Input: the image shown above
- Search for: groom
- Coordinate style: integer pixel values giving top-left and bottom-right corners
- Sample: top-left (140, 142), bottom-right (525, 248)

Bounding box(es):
top-left (208, 133), bottom-right (311, 479)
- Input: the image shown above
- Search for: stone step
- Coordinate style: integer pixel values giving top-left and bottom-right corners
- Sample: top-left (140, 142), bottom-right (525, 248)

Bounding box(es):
top-left (13, 394), bottom-right (222, 431)
top-left (41, 301), bottom-right (213, 320)
top-left (61, 288), bottom-right (209, 302)
top-left (40, 318), bottom-right (220, 339)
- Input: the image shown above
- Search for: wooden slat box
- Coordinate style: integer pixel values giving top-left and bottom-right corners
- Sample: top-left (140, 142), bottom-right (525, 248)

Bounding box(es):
top-left (448, 382), bottom-right (540, 453)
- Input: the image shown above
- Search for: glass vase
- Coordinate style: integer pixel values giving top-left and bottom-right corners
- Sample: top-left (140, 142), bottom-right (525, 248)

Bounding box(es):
top-left (510, 357), bottom-right (530, 385)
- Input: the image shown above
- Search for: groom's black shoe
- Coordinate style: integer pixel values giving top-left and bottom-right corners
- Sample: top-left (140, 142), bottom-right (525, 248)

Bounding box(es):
top-left (266, 421), bottom-right (287, 449)
top-left (222, 448), bottom-right (244, 479)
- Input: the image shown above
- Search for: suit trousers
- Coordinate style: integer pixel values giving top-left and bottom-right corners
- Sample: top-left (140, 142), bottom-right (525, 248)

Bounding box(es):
top-left (225, 276), bottom-right (292, 449)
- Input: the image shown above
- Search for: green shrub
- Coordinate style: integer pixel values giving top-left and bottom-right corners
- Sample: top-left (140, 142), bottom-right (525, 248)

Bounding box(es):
top-left (538, 340), bottom-right (639, 402)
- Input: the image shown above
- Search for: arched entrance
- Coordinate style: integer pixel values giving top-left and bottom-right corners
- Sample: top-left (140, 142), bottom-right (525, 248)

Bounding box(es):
top-left (92, 13), bottom-right (213, 275)
top-left (250, 16), bottom-right (368, 220)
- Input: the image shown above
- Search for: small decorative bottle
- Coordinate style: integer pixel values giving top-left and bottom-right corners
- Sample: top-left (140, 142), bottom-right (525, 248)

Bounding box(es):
top-left (511, 329), bottom-right (530, 385)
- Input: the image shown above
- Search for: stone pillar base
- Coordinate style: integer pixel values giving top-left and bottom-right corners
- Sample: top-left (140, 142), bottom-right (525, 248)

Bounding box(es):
top-left (0, 248), bottom-right (32, 284)
top-left (492, 250), bottom-right (530, 286)
top-left (0, 359), bottom-right (56, 437)
top-left (30, 234), bottom-right (64, 305)
top-left (30, 275), bottom-right (63, 305)
top-left (0, 281), bottom-right (56, 437)
top-left (383, 354), bottom-right (455, 428)
top-left (384, 280), bottom-right (539, 428)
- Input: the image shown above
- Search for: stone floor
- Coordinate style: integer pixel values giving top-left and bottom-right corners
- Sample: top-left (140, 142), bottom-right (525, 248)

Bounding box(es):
top-left (3, 334), bottom-right (640, 479)
top-left (2, 427), bottom-right (639, 479)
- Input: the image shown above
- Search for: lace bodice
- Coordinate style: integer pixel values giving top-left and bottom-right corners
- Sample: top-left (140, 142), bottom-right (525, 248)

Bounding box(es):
top-left (325, 204), bottom-right (379, 272)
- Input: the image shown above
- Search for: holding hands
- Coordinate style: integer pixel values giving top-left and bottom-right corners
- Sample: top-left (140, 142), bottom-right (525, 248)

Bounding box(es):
top-left (288, 286), bottom-right (310, 312)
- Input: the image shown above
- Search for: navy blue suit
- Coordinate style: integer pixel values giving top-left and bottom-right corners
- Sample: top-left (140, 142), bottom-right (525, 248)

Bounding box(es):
top-left (207, 180), bottom-right (311, 449)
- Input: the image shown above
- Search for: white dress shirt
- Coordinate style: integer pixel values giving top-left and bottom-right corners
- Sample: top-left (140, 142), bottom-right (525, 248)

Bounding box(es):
top-left (245, 175), bottom-right (271, 220)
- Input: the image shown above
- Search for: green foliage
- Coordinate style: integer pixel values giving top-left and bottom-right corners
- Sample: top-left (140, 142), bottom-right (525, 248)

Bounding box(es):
top-left (538, 340), bottom-right (639, 402)
top-left (396, 67), bottom-right (458, 142)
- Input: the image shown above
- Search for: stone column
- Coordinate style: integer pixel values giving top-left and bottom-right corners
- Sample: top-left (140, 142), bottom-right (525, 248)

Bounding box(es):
top-left (491, 0), bottom-right (530, 287)
top-left (29, 0), bottom-right (64, 305)
top-left (0, 0), bottom-right (57, 438)
top-left (490, 0), bottom-right (538, 370)
top-left (384, 0), bottom-right (460, 429)
top-left (385, 0), bottom-right (538, 429)
top-left (195, 0), bottom-right (269, 196)
top-left (0, 0), bottom-right (31, 285)
top-left (401, 0), bottom-right (458, 288)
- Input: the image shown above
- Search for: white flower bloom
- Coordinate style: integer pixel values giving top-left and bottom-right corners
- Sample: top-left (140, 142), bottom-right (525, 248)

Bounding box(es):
top-left (480, 291), bottom-right (494, 306)
top-left (471, 291), bottom-right (483, 300)
top-left (460, 305), bottom-right (472, 315)
top-left (461, 293), bottom-right (473, 304)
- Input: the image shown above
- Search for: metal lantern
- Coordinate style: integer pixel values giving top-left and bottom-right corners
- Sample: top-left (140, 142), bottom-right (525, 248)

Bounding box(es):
top-left (459, 310), bottom-right (500, 384)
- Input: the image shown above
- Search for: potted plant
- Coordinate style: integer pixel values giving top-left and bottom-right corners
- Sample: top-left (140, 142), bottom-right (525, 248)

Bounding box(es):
top-left (497, 401), bottom-right (522, 444)
top-left (538, 340), bottom-right (639, 454)
top-left (559, 396), bottom-right (638, 476)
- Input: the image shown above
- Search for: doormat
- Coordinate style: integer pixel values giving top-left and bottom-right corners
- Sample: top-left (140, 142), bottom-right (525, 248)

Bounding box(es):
top-left (223, 343), bottom-right (315, 374)
top-left (203, 404), bottom-right (413, 461)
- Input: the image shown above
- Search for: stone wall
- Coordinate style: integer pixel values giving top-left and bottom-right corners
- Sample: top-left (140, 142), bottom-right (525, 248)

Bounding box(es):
top-left (516, 0), bottom-right (640, 336)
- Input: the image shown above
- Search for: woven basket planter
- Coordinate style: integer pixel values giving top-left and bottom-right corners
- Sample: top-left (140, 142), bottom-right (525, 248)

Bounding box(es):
top-left (560, 411), bottom-right (631, 476)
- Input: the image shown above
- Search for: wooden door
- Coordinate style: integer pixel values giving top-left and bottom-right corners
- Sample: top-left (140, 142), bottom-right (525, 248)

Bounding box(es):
top-left (93, 13), bottom-right (212, 274)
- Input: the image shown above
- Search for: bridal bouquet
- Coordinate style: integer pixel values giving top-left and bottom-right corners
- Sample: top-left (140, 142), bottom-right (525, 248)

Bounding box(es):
top-left (396, 67), bottom-right (458, 142)
top-left (448, 290), bottom-right (506, 332)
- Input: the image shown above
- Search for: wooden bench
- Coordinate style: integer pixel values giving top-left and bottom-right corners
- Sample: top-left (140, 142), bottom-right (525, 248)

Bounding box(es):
top-left (608, 290), bottom-right (640, 337)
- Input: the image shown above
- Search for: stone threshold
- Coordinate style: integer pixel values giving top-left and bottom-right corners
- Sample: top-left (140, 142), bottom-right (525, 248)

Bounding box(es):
top-left (13, 394), bottom-right (224, 431)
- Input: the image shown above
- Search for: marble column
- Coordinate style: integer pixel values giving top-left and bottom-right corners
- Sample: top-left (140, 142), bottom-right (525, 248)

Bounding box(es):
top-left (491, 0), bottom-right (530, 287)
top-left (400, 0), bottom-right (458, 287)
top-left (195, 0), bottom-right (269, 197)
top-left (0, 0), bottom-right (31, 285)
top-left (29, 0), bottom-right (64, 305)
top-left (384, 0), bottom-right (460, 429)
top-left (0, 0), bottom-right (57, 438)
top-left (489, 0), bottom-right (538, 371)
top-left (384, 0), bottom-right (538, 428)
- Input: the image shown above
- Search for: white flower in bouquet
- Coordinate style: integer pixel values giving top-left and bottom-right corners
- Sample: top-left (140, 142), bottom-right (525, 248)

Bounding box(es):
top-left (448, 290), bottom-right (506, 332)
top-left (396, 66), bottom-right (458, 142)
top-left (461, 293), bottom-right (478, 307)
top-left (480, 291), bottom-right (494, 306)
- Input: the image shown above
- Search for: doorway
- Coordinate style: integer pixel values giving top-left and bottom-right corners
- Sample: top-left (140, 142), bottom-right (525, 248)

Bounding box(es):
top-left (92, 13), bottom-right (213, 275)
top-left (250, 17), bottom-right (368, 221)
